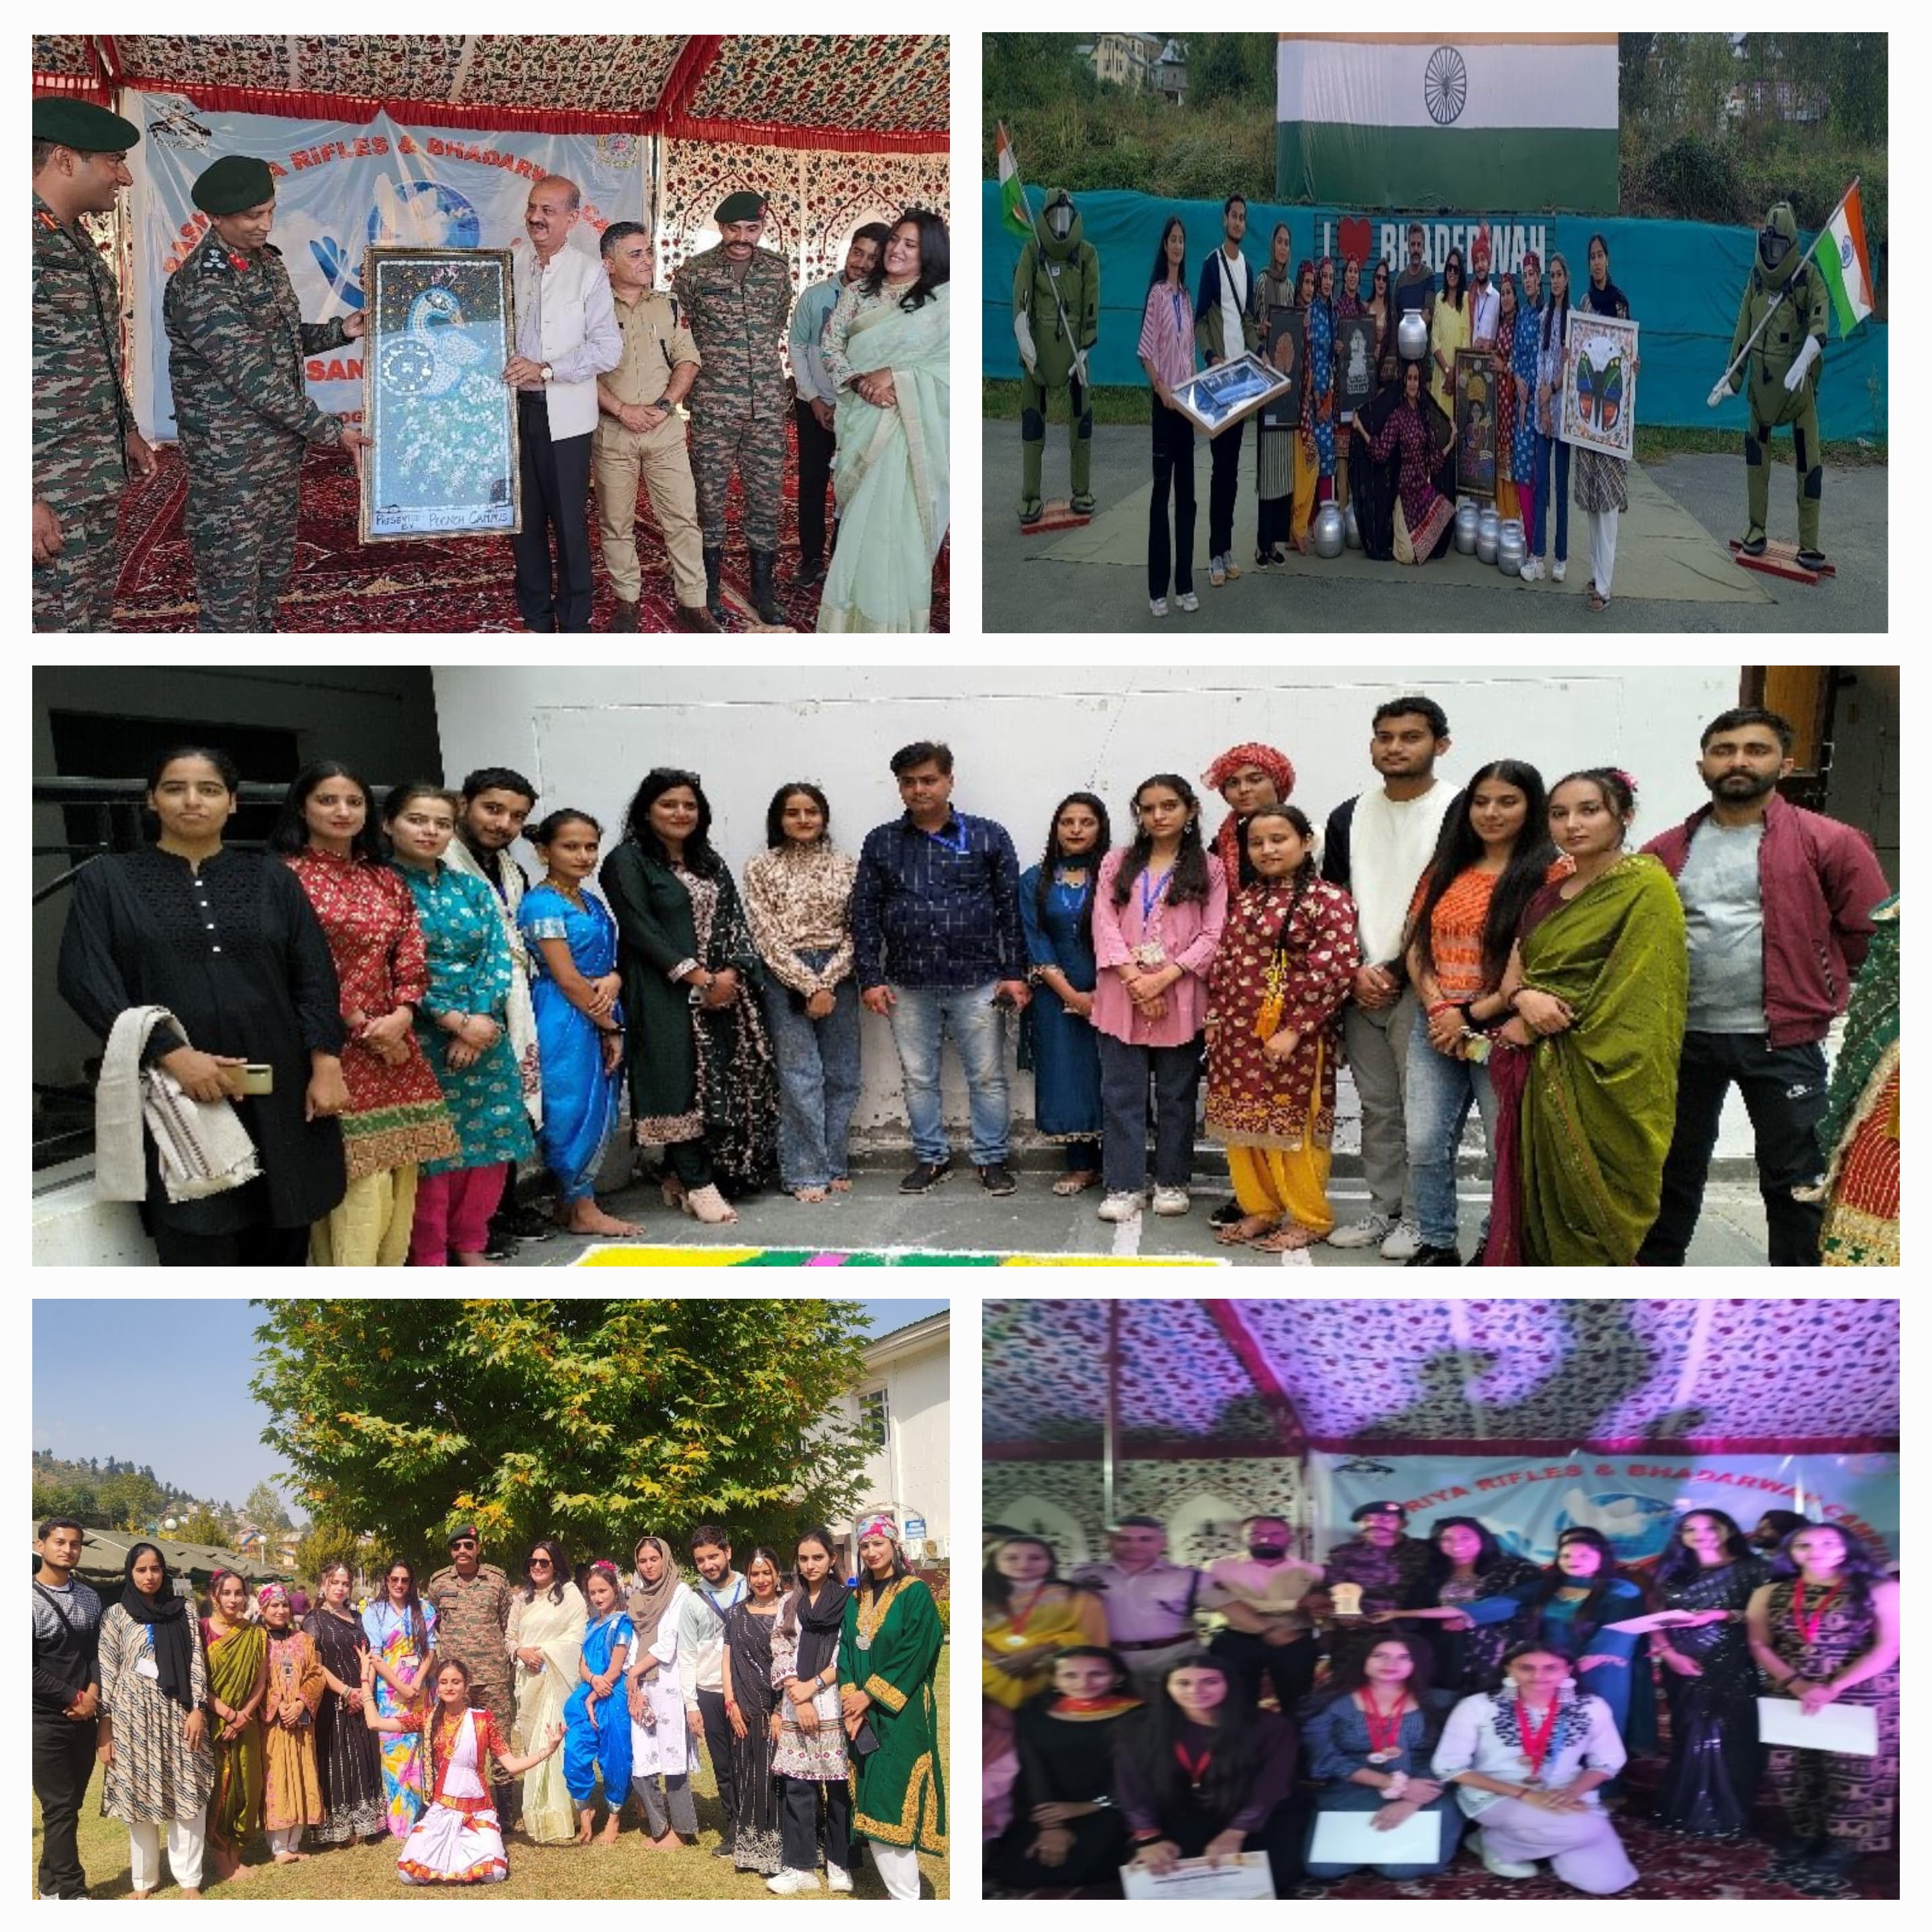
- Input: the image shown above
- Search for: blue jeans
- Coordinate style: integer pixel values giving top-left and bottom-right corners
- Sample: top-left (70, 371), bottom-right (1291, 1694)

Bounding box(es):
top-left (759, 949), bottom-right (862, 1190)
top-left (1532, 429), bottom-right (1569, 563)
top-left (1405, 1010), bottom-right (1499, 1252)
top-left (886, 981), bottom-right (1010, 1165)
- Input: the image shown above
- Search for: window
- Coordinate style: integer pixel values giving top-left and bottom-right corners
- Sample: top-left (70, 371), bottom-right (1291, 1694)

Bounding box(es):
top-left (859, 1388), bottom-right (889, 1450)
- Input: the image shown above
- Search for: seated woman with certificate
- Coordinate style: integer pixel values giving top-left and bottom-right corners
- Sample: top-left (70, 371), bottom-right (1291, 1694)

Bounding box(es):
top-left (1298, 1635), bottom-right (1458, 1882)
top-left (1115, 1652), bottom-right (1299, 1894)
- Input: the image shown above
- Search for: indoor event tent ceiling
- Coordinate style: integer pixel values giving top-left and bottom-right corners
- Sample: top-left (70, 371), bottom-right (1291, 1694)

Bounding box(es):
top-left (983, 1300), bottom-right (1899, 1458)
top-left (30, 34), bottom-right (950, 149)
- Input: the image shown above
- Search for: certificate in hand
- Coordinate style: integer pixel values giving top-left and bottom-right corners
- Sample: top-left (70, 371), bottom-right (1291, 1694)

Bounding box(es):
top-left (1755, 1696), bottom-right (1878, 1756)
top-left (1309, 1807), bottom-right (1447, 1867)
top-left (1119, 1851), bottom-right (1276, 1900)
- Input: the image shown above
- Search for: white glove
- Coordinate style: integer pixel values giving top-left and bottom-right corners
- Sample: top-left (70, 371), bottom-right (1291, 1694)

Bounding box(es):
top-left (1073, 348), bottom-right (1090, 386)
top-left (1014, 312), bottom-right (1038, 376)
top-left (1707, 378), bottom-right (1735, 408)
top-left (1783, 335), bottom-right (1821, 392)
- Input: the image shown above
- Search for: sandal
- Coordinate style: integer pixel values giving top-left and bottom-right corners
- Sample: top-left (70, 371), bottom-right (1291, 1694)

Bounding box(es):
top-left (1587, 587), bottom-right (1609, 612)
top-left (658, 1174), bottom-right (688, 1212)
top-left (1216, 1213), bottom-right (1279, 1246)
top-left (1250, 1223), bottom-right (1322, 1253)
top-left (1053, 1171), bottom-right (1101, 1197)
top-left (682, 1183), bottom-right (738, 1226)
top-left (790, 1185), bottom-right (829, 1203)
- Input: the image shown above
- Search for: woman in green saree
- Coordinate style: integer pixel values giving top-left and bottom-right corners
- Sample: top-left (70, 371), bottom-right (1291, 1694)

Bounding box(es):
top-left (839, 1516), bottom-right (946, 1899)
top-left (201, 1568), bottom-right (268, 1882)
top-left (1482, 768), bottom-right (1688, 1265)
top-left (817, 210), bottom-right (949, 635)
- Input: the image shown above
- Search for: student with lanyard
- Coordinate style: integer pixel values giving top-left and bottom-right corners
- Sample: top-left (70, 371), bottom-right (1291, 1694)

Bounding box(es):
top-left (678, 1525), bottom-right (748, 1858)
top-left (33, 1518), bottom-right (103, 1899)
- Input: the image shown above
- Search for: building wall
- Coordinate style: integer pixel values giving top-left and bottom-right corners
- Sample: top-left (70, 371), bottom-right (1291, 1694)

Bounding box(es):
top-left (847, 1332), bottom-right (950, 1557)
top-left (432, 663), bottom-right (1772, 1154)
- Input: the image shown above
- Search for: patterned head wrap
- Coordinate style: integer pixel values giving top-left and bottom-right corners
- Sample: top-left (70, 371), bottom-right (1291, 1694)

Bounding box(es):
top-left (1472, 223), bottom-right (1493, 266)
top-left (256, 1581), bottom-right (290, 1609)
top-left (1201, 743), bottom-right (1299, 885)
top-left (856, 1515), bottom-right (900, 1544)
top-left (1521, 250), bottom-right (1541, 274)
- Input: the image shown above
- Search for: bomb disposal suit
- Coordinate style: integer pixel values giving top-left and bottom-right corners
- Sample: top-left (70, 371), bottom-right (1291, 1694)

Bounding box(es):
top-left (1014, 188), bottom-right (1099, 522)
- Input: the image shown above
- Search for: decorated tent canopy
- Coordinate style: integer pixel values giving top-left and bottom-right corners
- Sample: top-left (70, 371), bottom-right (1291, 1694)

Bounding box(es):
top-left (31, 34), bottom-right (949, 150)
top-left (983, 1299), bottom-right (1899, 1569)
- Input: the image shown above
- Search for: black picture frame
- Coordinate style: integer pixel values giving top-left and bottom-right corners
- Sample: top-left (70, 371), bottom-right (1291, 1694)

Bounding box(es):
top-left (1336, 314), bottom-right (1379, 421)
top-left (1452, 346), bottom-right (1497, 504)
top-left (1259, 305), bottom-right (1303, 429)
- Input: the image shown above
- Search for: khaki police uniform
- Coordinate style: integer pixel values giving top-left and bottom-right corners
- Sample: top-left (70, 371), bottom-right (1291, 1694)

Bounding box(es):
top-left (593, 288), bottom-right (705, 608)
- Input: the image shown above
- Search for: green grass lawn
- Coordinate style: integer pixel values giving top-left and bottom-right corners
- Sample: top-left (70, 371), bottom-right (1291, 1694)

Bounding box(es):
top-left (34, 1652), bottom-right (950, 1900)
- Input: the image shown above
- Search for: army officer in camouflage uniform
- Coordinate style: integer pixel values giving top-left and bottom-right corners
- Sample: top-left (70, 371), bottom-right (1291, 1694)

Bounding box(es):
top-left (164, 154), bottom-right (370, 631)
top-left (32, 97), bottom-right (158, 633)
top-left (672, 191), bottom-right (794, 625)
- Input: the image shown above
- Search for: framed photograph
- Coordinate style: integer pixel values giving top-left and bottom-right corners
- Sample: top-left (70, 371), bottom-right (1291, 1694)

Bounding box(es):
top-left (1335, 313), bottom-right (1379, 421)
top-left (360, 246), bottom-right (521, 543)
top-left (1560, 310), bottom-right (1639, 459)
top-left (1452, 346), bottom-right (1497, 503)
top-left (1258, 307), bottom-right (1303, 430)
top-left (1171, 349), bottom-right (1295, 440)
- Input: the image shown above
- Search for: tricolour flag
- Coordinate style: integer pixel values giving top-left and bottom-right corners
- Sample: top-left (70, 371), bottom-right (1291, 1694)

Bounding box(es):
top-left (997, 122), bottom-right (1031, 240)
top-left (1817, 183), bottom-right (1874, 336)
top-left (1276, 34), bottom-right (1619, 212)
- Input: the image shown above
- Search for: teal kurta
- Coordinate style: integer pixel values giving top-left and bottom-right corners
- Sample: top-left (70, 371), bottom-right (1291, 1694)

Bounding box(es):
top-left (839, 1576), bottom-right (947, 1857)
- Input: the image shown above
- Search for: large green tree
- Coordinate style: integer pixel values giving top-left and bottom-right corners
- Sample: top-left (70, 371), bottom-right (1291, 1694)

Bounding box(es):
top-left (244, 1480), bottom-right (293, 1531)
top-left (250, 1299), bottom-right (877, 1576)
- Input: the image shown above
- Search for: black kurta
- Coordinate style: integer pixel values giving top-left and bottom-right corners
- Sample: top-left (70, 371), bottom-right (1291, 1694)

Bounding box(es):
top-left (58, 845), bottom-right (347, 1231)
top-left (992, 1699), bottom-right (1136, 1888)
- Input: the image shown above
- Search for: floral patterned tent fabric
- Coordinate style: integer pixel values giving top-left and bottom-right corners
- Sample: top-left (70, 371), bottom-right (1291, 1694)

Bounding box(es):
top-left (982, 1299), bottom-right (1900, 1457)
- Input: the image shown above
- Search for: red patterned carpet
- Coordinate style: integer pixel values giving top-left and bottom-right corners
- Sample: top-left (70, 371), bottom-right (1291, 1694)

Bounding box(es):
top-left (108, 423), bottom-right (948, 635)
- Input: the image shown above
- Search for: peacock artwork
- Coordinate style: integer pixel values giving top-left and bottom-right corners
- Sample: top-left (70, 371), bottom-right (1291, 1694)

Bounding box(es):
top-left (360, 246), bottom-right (521, 541)
top-left (1559, 311), bottom-right (1640, 462)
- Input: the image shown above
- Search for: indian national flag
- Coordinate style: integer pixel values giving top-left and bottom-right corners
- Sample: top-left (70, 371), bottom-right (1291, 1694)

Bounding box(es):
top-left (1277, 34), bottom-right (1619, 212)
top-left (997, 123), bottom-right (1031, 240)
top-left (1817, 184), bottom-right (1874, 336)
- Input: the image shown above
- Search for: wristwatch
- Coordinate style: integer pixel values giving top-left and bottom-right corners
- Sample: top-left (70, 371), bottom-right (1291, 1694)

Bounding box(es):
top-left (539, 362), bottom-right (554, 383)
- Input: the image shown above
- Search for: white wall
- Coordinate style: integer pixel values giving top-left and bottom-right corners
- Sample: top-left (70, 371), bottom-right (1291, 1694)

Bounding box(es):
top-left (432, 665), bottom-right (1751, 1150)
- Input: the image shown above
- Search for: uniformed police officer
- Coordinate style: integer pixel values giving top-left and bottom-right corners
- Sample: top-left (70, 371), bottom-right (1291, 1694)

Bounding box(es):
top-left (592, 222), bottom-right (716, 633)
top-left (163, 154), bottom-right (370, 631)
top-left (672, 191), bottom-right (795, 625)
top-left (32, 97), bottom-right (158, 632)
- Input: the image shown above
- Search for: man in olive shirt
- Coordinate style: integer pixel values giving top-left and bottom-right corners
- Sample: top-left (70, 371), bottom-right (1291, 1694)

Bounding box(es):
top-left (593, 222), bottom-right (716, 633)
top-left (425, 1525), bottom-right (514, 1747)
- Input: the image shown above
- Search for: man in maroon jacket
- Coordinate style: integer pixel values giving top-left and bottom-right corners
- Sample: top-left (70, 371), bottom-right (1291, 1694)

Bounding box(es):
top-left (1637, 706), bottom-right (1891, 1266)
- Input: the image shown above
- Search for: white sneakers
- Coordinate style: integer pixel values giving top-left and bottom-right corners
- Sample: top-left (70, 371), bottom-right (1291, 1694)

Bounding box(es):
top-left (767, 1869), bottom-right (822, 1894)
top-left (826, 1864), bottom-right (853, 1893)
top-left (1552, 557), bottom-right (1567, 582)
top-left (1097, 1191), bottom-right (1144, 1222)
top-left (1149, 596), bottom-right (1169, 618)
top-left (1176, 590), bottom-right (1199, 612)
top-left (1519, 555), bottom-right (1543, 582)
top-left (1379, 1217), bottom-right (1423, 1260)
top-left (1476, 1832), bottom-right (1539, 1880)
top-left (1151, 1187), bottom-right (1191, 1216)
top-left (1325, 1212), bottom-right (1422, 1259)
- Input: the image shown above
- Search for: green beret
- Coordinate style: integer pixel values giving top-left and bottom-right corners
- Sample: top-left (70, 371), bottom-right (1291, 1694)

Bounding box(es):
top-left (715, 191), bottom-right (766, 225)
top-left (191, 154), bottom-right (276, 216)
top-left (34, 97), bottom-right (140, 154)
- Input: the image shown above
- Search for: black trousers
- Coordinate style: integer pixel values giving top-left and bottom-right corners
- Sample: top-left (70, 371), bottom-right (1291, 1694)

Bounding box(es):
top-left (150, 1220), bottom-right (309, 1268)
top-left (1148, 400), bottom-right (1197, 598)
top-left (696, 1686), bottom-right (739, 1834)
top-left (513, 394), bottom-right (594, 633)
top-left (34, 1711), bottom-right (97, 1897)
top-left (1638, 1030), bottom-right (1829, 1267)
top-left (780, 1774), bottom-right (853, 1872)
top-left (1210, 1629), bottom-right (1318, 1715)
top-left (1168, 1801), bottom-right (1301, 1895)
top-left (1207, 415), bottom-right (1246, 559)
top-left (794, 399), bottom-right (837, 568)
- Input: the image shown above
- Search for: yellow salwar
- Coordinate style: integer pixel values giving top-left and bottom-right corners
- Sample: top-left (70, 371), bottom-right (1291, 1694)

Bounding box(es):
top-left (310, 1164), bottom-right (421, 1267)
top-left (981, 1587), bottom-right (1109, 1710)
top-left (1290, 434), bottom-right (1319, 548)
top-left (1228, 1141), bottom-right (1334, 1236)
top-left (1496, 476), bottom-right (1520, 522)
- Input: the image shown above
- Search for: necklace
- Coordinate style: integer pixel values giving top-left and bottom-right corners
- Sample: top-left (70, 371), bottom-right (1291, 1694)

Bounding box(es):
top-left (1358, 1687), bottom-right (1409, 1764)
top-left (1516, 1698), bottom-right (1559, 1779)
top-left (1792, 1576), bottom-right (1843, 1644)
top-left (1002, 1581), bottom-right (1049, 1641)
top-left (854, 1576), bottom-right (907, 1652)
top-left (543, 874), bottom-right (586, 905)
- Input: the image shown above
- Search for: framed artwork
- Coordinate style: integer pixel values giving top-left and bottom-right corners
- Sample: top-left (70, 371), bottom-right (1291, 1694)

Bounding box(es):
top-left (1258, 307), bottom-right (1303, 429)
top-left (1335, 314), bottom-right (1378, 421)
top-left (1560, 310), bottom-right (1638, 460)
top-left (1452, 347), bottom-right (1497, 502)
top-left (360, 246), bottom-right (521, 543)
top-left (1171, 349), bottom-right (1295, 440)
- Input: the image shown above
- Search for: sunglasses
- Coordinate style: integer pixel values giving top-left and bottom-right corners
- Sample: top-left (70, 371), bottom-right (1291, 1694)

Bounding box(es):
top-left (529, 1556), bottom-right (555, 1568)
top-left (451, 1540), bottom-right (478, 1550)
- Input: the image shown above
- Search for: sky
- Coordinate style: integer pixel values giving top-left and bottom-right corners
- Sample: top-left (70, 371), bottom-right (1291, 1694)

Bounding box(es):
top-left (33, 1297), bottom-right (948, 1518)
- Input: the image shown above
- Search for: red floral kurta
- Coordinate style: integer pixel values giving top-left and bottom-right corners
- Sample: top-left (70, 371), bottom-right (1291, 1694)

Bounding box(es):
top-left (1206, 876), bottom-right (1360, 1150)
top-left (284, 849), bottom-right (460, 1180)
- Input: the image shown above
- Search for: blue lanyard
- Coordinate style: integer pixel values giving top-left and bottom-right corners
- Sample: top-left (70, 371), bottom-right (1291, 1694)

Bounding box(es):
top-left (1140, 867), bottom-right (1173, 921)
top-left (925, 820), bottom-right (969, 858)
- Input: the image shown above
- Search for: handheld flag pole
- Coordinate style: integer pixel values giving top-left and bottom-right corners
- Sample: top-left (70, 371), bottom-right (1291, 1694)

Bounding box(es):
top-left (1000, 121), bottom-right (1082, 384)
top-left (1708, 178), bottom-right (1857, 407)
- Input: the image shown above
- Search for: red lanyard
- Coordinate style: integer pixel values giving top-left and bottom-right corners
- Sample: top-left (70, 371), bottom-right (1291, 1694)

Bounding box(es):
top-left (1358, 1690), bottom-right (1409, 1760)
top-left (1003, 1585), bottom-right (1048, 1637)
top-left (1792, 1578), bottom-right (1843, 1645)
top-left (1517, 1699), bottom-right (1560, 1779)
top-left (1174, 1742), bottom-right (1213, 1789)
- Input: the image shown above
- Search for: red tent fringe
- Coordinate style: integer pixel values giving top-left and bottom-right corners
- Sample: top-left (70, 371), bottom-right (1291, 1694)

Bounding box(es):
top-left (656, 33), bottom-right (724, 123)
top-left (659, 115), bottom-right (949, 155)
top-left (32, 72), bottom-right (113, 107)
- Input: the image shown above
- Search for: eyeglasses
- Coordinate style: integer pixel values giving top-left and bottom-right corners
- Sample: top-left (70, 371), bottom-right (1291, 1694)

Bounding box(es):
top-left (451, 1540), bottom-right (478, 1550)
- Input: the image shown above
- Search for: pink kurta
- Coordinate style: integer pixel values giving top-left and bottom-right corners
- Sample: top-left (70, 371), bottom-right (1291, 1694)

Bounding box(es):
top-left (1089, 847), bottom-right (1229, 1047)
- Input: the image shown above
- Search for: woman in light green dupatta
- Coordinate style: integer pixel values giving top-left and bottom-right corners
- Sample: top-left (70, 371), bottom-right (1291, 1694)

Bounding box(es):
top-left (202, 1567), bottom-right (269, 1882)
top-left (817, 210), bottom-right (950, 635)
top-left (1483, 768), bottom-right (1688, 1266)
top-left (507, 1539), bottom-right (587, 1844)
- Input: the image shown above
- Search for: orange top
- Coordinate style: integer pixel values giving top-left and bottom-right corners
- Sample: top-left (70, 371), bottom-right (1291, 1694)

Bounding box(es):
top-left (1413, 859), bottom-right (1568, 1003)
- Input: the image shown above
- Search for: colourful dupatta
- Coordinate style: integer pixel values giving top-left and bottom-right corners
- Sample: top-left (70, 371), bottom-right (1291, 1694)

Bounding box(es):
top-left (1509, 854), bottom-right (1687, 1265)
top-left (818, 283), bottom-right (949, 634)
top-left (204, 1619), bottom-right (267, 1848)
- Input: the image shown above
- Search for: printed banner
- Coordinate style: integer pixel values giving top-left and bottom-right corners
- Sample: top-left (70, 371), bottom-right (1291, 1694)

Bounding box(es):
top-left (125, 91), bottom-right (649, 441)
top-left (1308, 1451), bottom-right (1900, 1570)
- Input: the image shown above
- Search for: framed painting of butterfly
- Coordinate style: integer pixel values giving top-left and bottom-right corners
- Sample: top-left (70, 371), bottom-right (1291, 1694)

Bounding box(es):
top-left (1560, 311), bottom-right (1639, 460)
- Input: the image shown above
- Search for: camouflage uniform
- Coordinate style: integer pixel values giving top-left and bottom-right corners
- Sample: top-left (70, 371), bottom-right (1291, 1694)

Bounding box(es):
top-left (33, 195), bottom-right (133, 632)
top-left (164, 228), bottom-right (351, 631)
top-left (670, 241), bottom-right (794, 551)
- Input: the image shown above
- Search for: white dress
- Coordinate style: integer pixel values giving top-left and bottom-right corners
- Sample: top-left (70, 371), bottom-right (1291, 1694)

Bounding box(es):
top-left (631, 1581), bottom-right (702, 1780)
top-left (395, 1709), bottom-right (508, 1885)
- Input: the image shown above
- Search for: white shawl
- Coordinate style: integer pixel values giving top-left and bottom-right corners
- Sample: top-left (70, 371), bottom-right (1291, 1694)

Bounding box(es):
top-left (443, 837), bottom-right (542, 1126)
top-left (95, 1005), bottom-right (260, 1203)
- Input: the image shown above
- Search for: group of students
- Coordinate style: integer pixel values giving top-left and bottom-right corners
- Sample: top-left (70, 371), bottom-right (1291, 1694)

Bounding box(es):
top-left (981, 1503), bottom-right (1899, 1896)
top-left (56, 691), bottom-right (1891, 1267)
top-left (34, 1514), bottom-right (945, 1898)
top-left (1140, 203), bottom-right (1639, 614)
